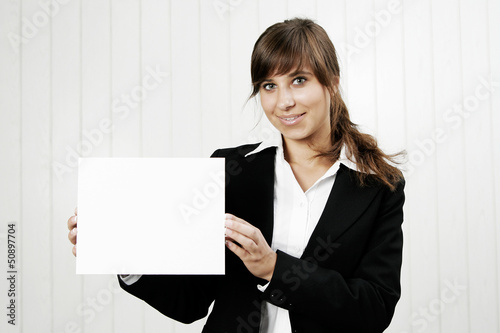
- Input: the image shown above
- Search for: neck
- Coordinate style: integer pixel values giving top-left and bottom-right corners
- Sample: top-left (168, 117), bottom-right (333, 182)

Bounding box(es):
top-left (282, 134), bottom-right (332, 166)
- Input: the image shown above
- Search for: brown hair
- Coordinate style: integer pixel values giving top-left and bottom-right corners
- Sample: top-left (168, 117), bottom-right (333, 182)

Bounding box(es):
top-left (250, 18), bottom-right (404, 191)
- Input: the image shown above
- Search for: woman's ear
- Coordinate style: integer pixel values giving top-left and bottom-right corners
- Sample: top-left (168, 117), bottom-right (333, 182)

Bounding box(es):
top-left (333, 76), bottom-right (340, 94)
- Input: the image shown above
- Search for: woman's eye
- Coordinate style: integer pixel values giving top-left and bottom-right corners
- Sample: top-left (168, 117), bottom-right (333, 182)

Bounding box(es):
top-left (262, 83), bottom-right (276, 91)
top-left (293, 77), bottom-right (306, 85)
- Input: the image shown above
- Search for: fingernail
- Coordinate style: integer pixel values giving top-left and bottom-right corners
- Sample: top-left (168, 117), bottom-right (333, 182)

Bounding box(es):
top-left (225, 228), bottom-right (232, 235)
top-left (225, 219), bottom-right (232, 227)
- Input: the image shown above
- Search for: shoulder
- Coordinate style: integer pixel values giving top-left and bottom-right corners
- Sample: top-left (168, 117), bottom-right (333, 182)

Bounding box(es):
top-left (210, 142), bottom-right (274, 159)
top-left (339, 163), bottom-right (405, 193)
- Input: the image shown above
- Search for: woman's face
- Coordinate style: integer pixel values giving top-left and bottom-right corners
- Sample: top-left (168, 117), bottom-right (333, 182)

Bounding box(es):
top-left (259, 67), bottom-right (331, 146)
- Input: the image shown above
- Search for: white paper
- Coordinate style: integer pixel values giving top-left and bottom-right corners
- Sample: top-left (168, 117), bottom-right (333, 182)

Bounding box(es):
top-left (76, 158), bottom-right (225, 275)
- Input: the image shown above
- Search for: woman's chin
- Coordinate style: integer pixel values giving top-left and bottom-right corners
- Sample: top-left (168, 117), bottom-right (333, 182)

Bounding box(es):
top-left (280, 130), bottom-right (310, 143)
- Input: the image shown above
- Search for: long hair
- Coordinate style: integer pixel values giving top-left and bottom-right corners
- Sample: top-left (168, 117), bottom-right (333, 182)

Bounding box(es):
top-left (250, 18), bottom-right (404, 191)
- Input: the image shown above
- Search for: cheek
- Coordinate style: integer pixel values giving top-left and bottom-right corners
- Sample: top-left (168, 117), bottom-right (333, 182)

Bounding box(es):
top-left (260, 94), bottom-right (275, 116)
top-left (295, 88), bottom-right (326, 111)
top-left (312, 87), bottom-right (330, 113)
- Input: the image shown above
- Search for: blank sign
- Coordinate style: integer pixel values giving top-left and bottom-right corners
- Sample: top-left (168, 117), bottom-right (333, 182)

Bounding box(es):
top-left (76, 157), bottom-right (225, 275)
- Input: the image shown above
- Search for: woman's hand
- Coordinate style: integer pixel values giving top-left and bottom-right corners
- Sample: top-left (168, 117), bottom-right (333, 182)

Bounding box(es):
top-left (224, 213), bottom-right (276, 281)
top-left (67, 207), bottom-right (78, 257)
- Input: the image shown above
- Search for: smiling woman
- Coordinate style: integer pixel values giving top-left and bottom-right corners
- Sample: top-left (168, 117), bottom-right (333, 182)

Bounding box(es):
top-left (259, 68), bottom-right (331, 146)
top-left (68, 17), bottom-right (405, 333)
top-left (250, 18), bottom-right (403, 190)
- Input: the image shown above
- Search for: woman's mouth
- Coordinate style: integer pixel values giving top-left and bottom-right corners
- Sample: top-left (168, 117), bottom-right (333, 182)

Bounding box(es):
top-left (278, 113), bottom-right (305, 126)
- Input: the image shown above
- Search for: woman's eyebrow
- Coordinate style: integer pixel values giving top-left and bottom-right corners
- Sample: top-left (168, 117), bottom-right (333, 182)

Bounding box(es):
top-left (287, 70), bottom-right (313, 77)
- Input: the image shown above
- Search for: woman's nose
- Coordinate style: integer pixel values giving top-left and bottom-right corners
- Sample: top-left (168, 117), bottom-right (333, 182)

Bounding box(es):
top-left (278, 88), bottom-right (295, 111)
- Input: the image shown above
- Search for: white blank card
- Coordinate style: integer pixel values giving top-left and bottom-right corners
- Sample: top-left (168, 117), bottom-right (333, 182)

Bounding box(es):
top-left (76, 158), bottom-right (225, 275)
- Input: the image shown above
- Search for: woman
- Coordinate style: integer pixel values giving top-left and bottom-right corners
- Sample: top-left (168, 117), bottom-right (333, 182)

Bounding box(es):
top-left (68, 18), bottom-right (405, 332)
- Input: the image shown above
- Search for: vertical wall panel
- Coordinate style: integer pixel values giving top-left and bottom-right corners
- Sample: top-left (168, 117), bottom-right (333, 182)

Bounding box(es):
top-left (431, 0), bottom-right (470, 332)
top-left (51, 0), bottom-right (82, 332)
top-left (111, 0), bottom-right (142, 158)
top-left (345, 0), bottom-right (378, 136)
top-left (374, 0), bottom-right (405, 153)
top-left (0, 0), bottom-right (21, 332)
top-left (403, 1), bottom-right (441, 333)
top-left (228, 0), bottom-right (260, 146)
top-left (200, 0), bottom-right (231, 157)
top-left (170, 0), bottom-right (201, 157)
top-left (81, 0), bottom-right (115, 332)
top-left (20, 0), bottom-right (53, 331)
top-left (489, 0), bottom-right (500, 331)
top-left (141, 0), bottom-right (172, 159)
top-left (460, 0), bottom-right (498, 331)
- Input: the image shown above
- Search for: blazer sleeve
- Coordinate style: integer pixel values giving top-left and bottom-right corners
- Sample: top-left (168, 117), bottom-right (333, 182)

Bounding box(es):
top-left (118, 274), bottom-right (220, 324)
top-left (260, 179), bottom-right (405, 332)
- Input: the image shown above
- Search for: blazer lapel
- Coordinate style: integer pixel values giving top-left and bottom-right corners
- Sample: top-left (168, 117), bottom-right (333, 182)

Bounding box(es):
top-left (302, 164), bottom-right (381, 257)
top-left (245, 147), bottom-right (275, 245)
top-left (226, 146), bottom-right (276, 246)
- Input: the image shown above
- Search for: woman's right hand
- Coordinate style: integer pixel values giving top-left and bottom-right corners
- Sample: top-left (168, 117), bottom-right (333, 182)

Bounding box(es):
top-left (67, 207), bottom-right (78, 257)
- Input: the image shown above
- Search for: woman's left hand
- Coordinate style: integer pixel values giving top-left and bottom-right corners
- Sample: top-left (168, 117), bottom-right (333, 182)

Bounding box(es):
top-left (225, 213), bottom-right (277, 281)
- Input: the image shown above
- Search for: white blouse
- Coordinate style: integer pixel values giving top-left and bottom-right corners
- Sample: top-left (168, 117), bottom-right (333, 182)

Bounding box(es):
top-left (246, 133), bottom-right (346, 333)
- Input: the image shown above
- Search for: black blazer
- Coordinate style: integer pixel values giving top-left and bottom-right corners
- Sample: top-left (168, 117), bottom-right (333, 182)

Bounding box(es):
top-left (119, 143), bottom-right (405, 333)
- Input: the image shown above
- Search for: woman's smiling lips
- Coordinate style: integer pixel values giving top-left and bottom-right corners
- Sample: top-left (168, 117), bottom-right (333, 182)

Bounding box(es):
top-left (277, 112), bottom-right (306, 126)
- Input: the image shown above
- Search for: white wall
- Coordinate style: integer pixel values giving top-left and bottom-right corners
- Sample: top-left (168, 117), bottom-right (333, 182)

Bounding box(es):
top-left (0, 0), bottom-right (499, 332)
